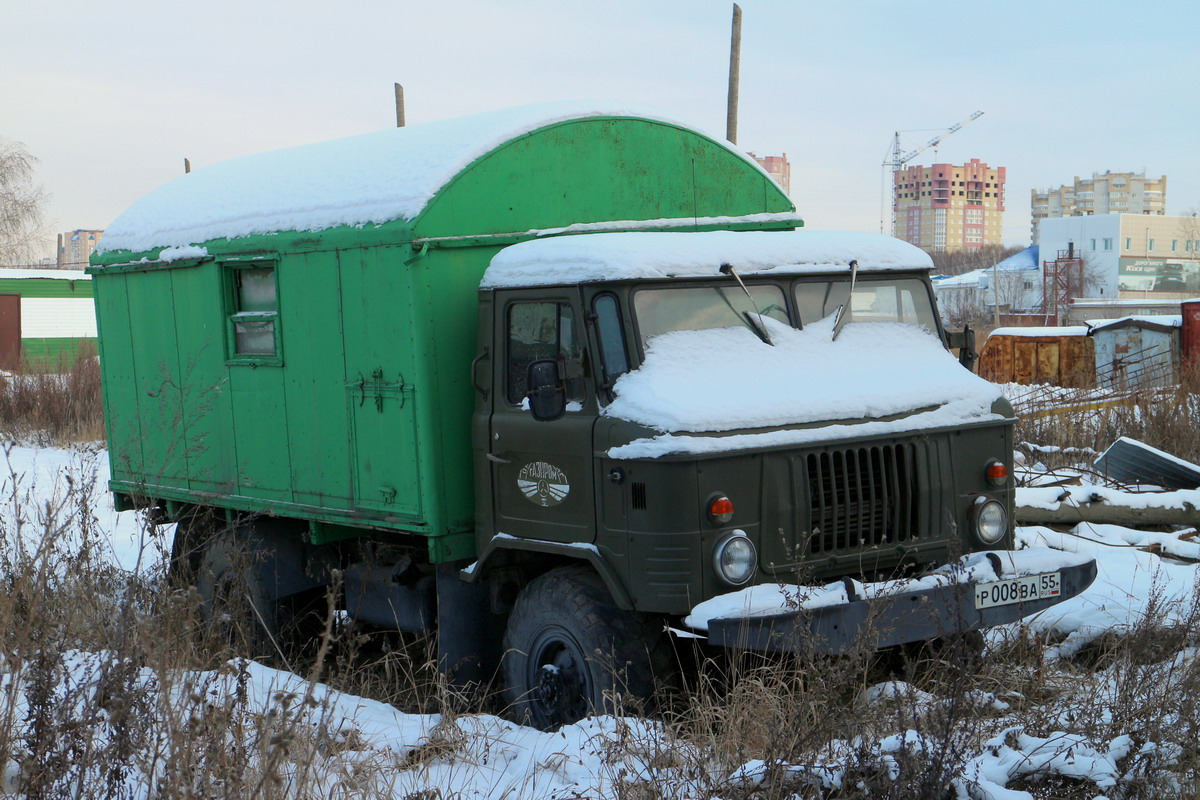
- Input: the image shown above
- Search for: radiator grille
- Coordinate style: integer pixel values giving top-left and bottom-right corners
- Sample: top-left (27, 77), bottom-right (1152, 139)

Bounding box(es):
top-left (806, 444), bottom-right (918, 554)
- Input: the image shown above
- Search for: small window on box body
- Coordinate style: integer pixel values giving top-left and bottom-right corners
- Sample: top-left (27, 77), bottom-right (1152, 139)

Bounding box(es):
top-left (226, 264), bottom-right (281, 363)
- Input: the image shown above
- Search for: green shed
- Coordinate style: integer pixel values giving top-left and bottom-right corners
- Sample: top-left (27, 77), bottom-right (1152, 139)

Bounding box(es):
top-left (90, 102), bottom-right (796, 562)
top-left (0, 268), bottom-right (96, 370)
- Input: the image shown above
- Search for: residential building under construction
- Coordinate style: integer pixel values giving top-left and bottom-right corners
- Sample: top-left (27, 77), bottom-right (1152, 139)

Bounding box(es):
top-left (893, 158), bottom-right (1005, 252)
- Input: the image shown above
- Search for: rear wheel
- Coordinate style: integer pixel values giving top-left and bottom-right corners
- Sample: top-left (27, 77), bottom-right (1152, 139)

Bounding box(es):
top-left (196, 529), bottom-right (282, 660)
top-left (194, 521), bottom-right (333, 665)
top-left (502, 566), bottom-right (671, 730)
top-left (168, 508), bottom-right (219, 588)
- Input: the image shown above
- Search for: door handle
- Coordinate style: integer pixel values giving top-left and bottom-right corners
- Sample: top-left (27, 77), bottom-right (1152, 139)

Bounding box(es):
top-left (486, 452), bottom-right (512, 464)
top-left (471, 347), bottom-right (490, 399)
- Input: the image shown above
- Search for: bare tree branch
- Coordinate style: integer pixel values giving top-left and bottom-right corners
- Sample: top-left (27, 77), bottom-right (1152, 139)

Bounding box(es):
top-left (0, 139), bottom-right (49, 265)
top-left (927, 244), bottom-right (1023, 276)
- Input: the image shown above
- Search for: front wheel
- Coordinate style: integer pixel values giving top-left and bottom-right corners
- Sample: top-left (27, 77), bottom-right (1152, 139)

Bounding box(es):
top-left (502, 566), bottom-right (671, 730)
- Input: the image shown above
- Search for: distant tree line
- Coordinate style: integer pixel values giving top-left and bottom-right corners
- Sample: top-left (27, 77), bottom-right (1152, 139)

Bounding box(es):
top-left (926, 244), bottom-right (1024, 276)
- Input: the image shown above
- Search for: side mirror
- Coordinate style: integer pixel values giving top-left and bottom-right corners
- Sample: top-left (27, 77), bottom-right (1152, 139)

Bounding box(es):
top-left (947, 325), bottom-right (979, 372)
top-left (526, 359), bottom-right (566, 421)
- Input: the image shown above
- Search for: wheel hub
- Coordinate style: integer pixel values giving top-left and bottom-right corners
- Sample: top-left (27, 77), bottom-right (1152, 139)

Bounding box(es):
top-left (534, 644), bottom-right (587, 724)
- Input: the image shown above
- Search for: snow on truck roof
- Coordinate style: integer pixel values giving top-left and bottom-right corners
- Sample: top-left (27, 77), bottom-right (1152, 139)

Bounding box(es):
top-left (481, 230), bottom-right (933, 288)
top-left (98, 101), bottom-right (771, 255)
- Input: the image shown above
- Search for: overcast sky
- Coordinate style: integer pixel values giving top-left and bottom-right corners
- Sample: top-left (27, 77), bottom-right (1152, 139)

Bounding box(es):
top-left (4, 0), bottom-right (1197, 260)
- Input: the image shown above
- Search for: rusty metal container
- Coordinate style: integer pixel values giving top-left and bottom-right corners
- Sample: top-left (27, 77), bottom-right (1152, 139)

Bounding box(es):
top-left (978, 326), bottom-right (1095, 387)
top-left (1181, 300), bottom-right (1200, 371)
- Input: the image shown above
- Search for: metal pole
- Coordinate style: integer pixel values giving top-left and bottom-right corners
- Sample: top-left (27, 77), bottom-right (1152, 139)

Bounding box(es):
top-left (726, 4), bottom-right (741, 144)
top-left (395, 83), bottom-right (406, 128)
top-left (993, 260), bottom-right (1000, 327)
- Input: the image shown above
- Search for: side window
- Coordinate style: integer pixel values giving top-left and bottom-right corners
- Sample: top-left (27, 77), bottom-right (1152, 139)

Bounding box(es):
top-left (226, 264), bottom-right (281, 363)
top-left (506, 301), bottom-right (583, 406)
top-left (593, 294), bottom-right (629, 389)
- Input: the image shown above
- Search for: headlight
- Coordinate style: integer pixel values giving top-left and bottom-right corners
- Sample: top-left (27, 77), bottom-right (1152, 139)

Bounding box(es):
top-left (972, 499), bottom-right (1008, 545)
top-left (713, 531), bottom-right (756, 586)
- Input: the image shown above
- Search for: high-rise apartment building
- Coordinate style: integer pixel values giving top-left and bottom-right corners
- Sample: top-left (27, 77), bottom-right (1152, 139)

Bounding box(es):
top-left (1030, 171), bottom-right (1166, 242)
top-left (748, 153), bottom-right (791, 195)
top-left (57, 229), bottom-right (104, 269)
top-left (893, 159), bottom-right (1005, 252)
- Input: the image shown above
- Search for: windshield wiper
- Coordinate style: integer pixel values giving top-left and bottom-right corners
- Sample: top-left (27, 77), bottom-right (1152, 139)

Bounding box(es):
top-left (719, 263), bottom-right (773, 345)
top-left (831, 259), bottom-right (859, 341)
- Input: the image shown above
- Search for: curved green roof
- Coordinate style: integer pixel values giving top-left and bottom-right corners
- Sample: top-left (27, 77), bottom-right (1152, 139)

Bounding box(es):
top-left (98, 102), bottom-right (793, 260)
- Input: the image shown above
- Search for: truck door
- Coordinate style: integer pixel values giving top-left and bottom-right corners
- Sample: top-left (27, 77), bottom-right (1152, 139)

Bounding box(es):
top-left (489, 293), bottom-right (596, 544)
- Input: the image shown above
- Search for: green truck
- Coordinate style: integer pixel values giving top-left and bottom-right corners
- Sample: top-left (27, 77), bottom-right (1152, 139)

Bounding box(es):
top-left (91, 103), bottom-right (1095, 728)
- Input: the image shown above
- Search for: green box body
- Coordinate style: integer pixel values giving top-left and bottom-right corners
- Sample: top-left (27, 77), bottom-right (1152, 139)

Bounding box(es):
top-left (90, 116), bottom-right (792, 563)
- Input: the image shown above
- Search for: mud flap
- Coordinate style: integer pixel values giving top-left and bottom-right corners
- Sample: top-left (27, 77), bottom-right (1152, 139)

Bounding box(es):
top-left (436, 562), bottom-right (505, 693)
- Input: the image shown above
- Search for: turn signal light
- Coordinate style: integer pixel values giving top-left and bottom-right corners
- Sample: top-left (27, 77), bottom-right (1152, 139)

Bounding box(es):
top-left (708, 495), bottom-right (735, 525)
top-left (985, 460), bottom-right (1009, 486)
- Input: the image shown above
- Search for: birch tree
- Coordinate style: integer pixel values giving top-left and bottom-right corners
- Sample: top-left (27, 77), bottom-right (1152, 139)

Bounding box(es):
top-left (0, 139), bottom-right (48, 265)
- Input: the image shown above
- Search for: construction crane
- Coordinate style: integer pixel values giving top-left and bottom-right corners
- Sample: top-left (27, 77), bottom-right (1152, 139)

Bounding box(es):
top-left (880, 110), bottom-right (984, 236)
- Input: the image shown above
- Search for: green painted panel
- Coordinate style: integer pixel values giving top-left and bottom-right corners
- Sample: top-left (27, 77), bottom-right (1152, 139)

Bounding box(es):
top-left (348, 381), bottom-right (421, 516)
top-left (0, 278), bottom-right (93, 299)
top-left (282, 250), bottom-right (352, 507)
top-left (338, 246), bottom-right (428, 526)
top-left (408, 247), bottom-right (489, 534)
top-left (168, 264), bottom-right (236, 492)
top-left (123, 270), bottom-right (188, 482)
top-left (227, 364), bottom-right (291, 502)
top-left (93, 276), bottom-right (142, 484)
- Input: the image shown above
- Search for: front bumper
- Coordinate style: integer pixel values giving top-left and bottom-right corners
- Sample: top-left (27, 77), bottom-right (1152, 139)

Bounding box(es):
top-left (701, 555), bottom-right (1098, 654)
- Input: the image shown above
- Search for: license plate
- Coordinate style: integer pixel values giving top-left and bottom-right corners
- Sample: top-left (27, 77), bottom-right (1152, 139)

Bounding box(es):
top-left (974, 572), bottom-right (1061, 609)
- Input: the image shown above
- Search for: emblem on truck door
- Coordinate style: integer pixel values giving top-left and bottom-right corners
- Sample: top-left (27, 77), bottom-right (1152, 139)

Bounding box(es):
top-left (518, 461), bottom-right (570, 507)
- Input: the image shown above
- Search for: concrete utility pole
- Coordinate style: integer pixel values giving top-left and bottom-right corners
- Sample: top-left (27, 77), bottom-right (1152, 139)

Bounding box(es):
top-left (726, 4), bottom-right (741, 144)
top-left (395, 83), bottom-right (406, 128)
top-left (993, 260), bottom-right (1000, 327)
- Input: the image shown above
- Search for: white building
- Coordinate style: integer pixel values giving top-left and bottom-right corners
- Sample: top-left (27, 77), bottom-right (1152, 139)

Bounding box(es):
top-left (1037, 214), bottom-right (1200, 300)
top-left (932, 246), bottom-right (1041, 324)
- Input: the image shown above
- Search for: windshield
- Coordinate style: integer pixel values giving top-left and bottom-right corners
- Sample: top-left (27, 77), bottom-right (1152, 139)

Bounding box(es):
top-left (633, 285), bottom-right (789, 345)
top-left (794, 277), bottom-right (939, 332)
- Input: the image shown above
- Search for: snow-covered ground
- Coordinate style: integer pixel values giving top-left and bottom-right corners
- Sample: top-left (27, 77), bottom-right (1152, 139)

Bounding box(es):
top-left (1, 442), bottom-right (1198, 799)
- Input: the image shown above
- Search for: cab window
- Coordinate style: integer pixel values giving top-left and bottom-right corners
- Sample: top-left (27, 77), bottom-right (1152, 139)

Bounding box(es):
top-left (593, 294), bottom-right (629, 389)
top-left (632, 284), bottom-right (788, 346)
top-left (506, 301), bottom-right (584, 406)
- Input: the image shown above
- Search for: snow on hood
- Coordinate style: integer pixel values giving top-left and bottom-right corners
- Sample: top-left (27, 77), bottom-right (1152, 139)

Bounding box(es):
top-left (481, 230), bottom-right (932, 288)
top-left (603, 315), bottom-right (1003, 438)
top-left (99, 101), bottom-right (756, 254)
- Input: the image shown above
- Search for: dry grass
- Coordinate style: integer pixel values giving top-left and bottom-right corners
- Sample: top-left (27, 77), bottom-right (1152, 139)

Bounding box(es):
top-left (0, 344), bottom-right (104, 445)
top-left (1, 387), bottom-right (1200, 796)
top-left (1014, 366), bottom-right (1200, 472)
